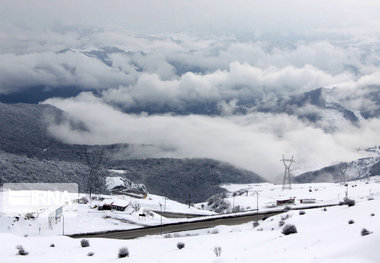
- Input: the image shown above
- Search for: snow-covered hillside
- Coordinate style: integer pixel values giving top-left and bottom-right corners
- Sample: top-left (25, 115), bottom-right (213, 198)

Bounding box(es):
top-left (201, 177), bottom-right (380, 213)
top-left (0, 192), bottom-right (214, 236)
top-left (0, 179), bottom-right (379, 262)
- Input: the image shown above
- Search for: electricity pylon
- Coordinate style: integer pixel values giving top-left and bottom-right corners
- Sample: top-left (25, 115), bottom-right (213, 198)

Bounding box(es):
top-left (83, 147), bottom-right (104, 197)
top-left (281, 155), bottom-right (295, 190)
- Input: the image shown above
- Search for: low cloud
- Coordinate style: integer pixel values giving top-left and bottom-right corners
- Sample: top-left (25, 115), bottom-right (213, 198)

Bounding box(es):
top-left (44, 93), bottom-right (380, 181)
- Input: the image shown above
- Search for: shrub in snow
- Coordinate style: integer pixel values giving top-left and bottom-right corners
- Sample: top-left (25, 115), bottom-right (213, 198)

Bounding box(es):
top-left (87, 252), bottom-right (95, 257)
top-left (299, 211), bottom-right (305, 215)
top-left (118, 247), bottom-right (129, 258)
top-left (282, 224), bottom-right (297, 235)
top-left (281, 214), bottom-right (290, 221)
top-left (50, 243), bottom-right (55, 247)
top-left (370, 213), bottom-right (375, 217)
top-left (283, 206), bottom-right (292, 212)
top-left (279, 220), bottom-right (285, 227)
top-left (323, 208), bottom-right (327, 211)
top-left (177, 242), bottom-right (185, 249)
top-left (16, 245), bottom-right (29, 256)
top-left (80, 239), bottom-right (90, 248)
top-left (209, 229), bottom-right (219, 234)
top-left (213, 246), bottom-right (222, 257)
top-left (348, 219), bottom-right (355, 224)
top-left (361, 228), bottom-right (372, 236)
top-left (232, 205), bottom-right (242, 213)
top-left (253, 221), bottom-right (259, 228)
top-left (345, 199), bottom-right (355, 207)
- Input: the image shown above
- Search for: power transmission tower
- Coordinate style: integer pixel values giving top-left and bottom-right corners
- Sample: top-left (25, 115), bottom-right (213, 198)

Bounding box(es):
top-left (281, 154), bottom-right (295, 190)
top-left (83, 147), bottom-right (104, 198)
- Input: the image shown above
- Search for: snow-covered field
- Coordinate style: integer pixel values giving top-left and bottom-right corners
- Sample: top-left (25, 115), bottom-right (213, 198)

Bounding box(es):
top-left (1, 178), bottom-right (380, 262)
top-left (215, 177), bottom-right (380, 212)
top-left (0, 192), bottom-right (214, 236)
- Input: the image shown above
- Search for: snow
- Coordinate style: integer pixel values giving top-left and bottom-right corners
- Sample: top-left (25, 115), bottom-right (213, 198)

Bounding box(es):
top-left (207, 177), bottom-right (380, 212)
top-left (105, 176), bottom-right (125, 191)
top-left (0, 192), bottom-right (214, 236)
top-left (1, 179), bottom-right (380, 262)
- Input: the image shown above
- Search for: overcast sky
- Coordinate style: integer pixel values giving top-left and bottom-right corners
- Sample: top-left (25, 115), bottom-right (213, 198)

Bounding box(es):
top-left (2, 0), bottom-right (380, 180)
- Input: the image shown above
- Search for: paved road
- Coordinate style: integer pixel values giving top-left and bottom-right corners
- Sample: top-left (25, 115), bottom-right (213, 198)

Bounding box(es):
top-left (70, 203), bottom-right (339, 240)
top-left (70, 211), bottom-right (282, 240)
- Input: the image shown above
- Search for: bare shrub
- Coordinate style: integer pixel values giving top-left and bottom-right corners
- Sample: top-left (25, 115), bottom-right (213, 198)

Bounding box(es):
top-left (50, 243), bottom-right (55, 247)
top-left (87, 252), bottom-right (95, 256)
top-left (348, 219), bottom-right (355, 224)
top-left (80, 239), bottom-right (90, 248)
top-left (345, 199), bottom-right (355, 207)
top-left (177, 242), bottom-right (185, 249)
top-left (361, 228), bottom-right (372, 236)
top-left (118, 247), bottom-right (129, 258)
top-left (16, 245), bottom-right (29, 256)
top-left (282, 224), bottom-right (297, 235)
top-left (213, 246), bottom-right (222, 257)
top-left (299, 211), bottom-right (305, 215)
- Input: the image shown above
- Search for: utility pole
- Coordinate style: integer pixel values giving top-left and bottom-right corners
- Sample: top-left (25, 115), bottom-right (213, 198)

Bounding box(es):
top-left (339, 163), bottom-right (348, 185)
top-left (159, 203), bottom-right (163, 236)
top-left (281, 155), bottom-right (295, 190)
top-left (253, 191), bottom-right (259, 227)
top-left (62, 215), bottom-right (65, 236)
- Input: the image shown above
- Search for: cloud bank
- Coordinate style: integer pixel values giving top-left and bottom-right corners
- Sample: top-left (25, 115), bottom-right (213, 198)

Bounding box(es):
top-left (1, 0), bottom-right (380, 180)
top-left (45, 93), bottom-right (380, 181)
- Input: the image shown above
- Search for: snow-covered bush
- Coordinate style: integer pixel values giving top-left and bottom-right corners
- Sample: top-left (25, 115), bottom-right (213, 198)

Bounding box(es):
top-left (213, 246), bottom-right (222, 257)
top-left (207, 193), bottom-right (230, 213)
top-left (50, 243), bottom-right (55, 247)
top-left (253, 221), bottom-right (259, 228)
top-left (80, 239), bottom-right (90, 247)
top-left (118, 247), bottom-right (129, 258)
top-left (278, 220), bottom-right (285, 227)
top-left (209, 229), bottom-right (219, 234)
top-left (282, 224), bottom-right (297, 235)
top-left (370, 213), bottom-right (375, 217)
top-left (348, 219), bottom-right (355, 224)
top-left (299, 211), bottom-right (305, 215)
top-left (16, 245), bottom-right (29, 256)
top-left (361, 228), bottom-right (371, 236)
top-left (177, 242), bottom-right (185, 249)
top-left (87, 252), bottom-right (95, 256)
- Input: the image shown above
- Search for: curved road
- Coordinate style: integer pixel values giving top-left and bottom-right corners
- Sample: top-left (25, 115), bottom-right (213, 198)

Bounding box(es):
top-left (70, 203), bottom-right (338, 240)
top-left (70, 211), bottom-right (281, 239)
